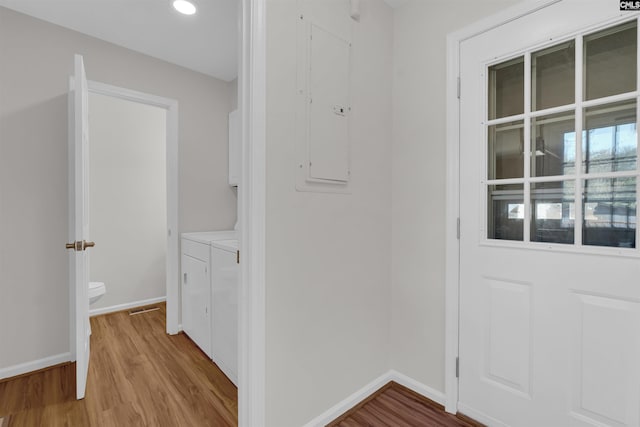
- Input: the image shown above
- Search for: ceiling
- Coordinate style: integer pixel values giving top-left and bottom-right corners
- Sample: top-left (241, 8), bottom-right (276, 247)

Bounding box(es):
top-left (0, 0), bottom-right (239, 82)
top-left (0, 0), bottom-right (410, 82)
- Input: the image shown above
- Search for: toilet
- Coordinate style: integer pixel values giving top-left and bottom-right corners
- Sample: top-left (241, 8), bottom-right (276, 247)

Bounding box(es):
top-left (89, 281), bottom-right (106, 305)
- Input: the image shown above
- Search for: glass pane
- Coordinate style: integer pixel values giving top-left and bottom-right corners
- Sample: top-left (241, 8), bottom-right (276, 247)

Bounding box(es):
top-left (583, 100), bottom-right (637, 173)
top-left (531, 112), bottom-right (576, 177)
top-left (531, 41), bottom-right (575, 111)
top-left (584, 21), bottom-right (637, 101)
top-left (583, 177), bottom-right (636, 248)
top-left (488, 121), bottom-right (524, 180)
top-left (530, 181), bottom-right (575, 244)
top-left (488, 184), bottom-right (524, 241)
top-left (488, 57), bottom-right (524, 120)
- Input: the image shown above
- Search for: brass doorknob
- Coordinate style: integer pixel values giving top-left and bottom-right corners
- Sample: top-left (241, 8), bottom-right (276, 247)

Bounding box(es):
top-left (65, 240), bottom-right (96, 251)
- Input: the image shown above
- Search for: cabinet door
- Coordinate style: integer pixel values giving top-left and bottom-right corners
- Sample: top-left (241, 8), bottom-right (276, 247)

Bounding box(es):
top-left (181, 253), bottom-right (211, 357)
top-left (228, 110), bottom-right (240, 186)
top-left (211, 248), bottom-right (238, 385)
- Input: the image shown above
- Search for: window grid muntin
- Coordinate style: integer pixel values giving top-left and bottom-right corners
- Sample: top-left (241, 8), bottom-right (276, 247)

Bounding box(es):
top-left (574, 32), bottom-right (585, 246)
top-left (486, 92), bottom-right (640, 128)
top-left (484, 17), bottom-right (640, 251)
top-left (523, 51), bottom-right (532, 243)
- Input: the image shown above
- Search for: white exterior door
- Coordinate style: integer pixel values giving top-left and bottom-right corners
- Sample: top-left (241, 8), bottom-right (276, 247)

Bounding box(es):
top-left (459, 2), bottom-right (640, 426)
top-left (68, 54), bottom-right (92, 400)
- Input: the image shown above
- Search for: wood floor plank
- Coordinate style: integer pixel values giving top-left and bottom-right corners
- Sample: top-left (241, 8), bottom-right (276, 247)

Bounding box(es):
top-left (375, 393), bottom-right (443, 426)
top-left (354, 407), bottom-right (390, 426)
top-left (0, 303), bottom-right (237, 426)
top-left (336, 418), bottom-right (362, 427)
top-left (327, 382), bottom-right (484, 427)
top-left (383, 388), bottom-right (456, 425)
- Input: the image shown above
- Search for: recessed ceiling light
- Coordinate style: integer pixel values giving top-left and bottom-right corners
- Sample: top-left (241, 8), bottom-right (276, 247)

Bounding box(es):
top-left (172, 0), bottom-right (197, 15)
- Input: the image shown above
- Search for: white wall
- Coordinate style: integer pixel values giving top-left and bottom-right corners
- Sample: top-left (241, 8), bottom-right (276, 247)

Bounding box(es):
top-left (265, 0), bottom-right (393, 425)
top-left (89, 93), bottom-right (167, 310)
top-left (390, 0), bottom-right (522, 392)
top-left (230, 78), bottom-right (238, 111)
top-left (0, 6), bottom-right (236, 374)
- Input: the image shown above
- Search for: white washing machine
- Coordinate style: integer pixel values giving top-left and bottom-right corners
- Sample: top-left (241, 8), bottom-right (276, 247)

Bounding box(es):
top-left (181, 231), bottom-right (238, 386)
top-left (210, 239), bottom-right (238, 386)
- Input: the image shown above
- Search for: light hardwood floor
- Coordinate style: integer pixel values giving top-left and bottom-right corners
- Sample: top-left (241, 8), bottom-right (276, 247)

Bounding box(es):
top-left (0, 303), bottom-right (238, 427)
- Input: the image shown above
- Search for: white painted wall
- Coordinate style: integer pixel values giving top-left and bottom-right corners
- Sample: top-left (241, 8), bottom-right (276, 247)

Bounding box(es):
top-left (265, 0), bottom-right (393, 425)
top-left (0, 6), bottom-right (235, 374)
top-left (230, 78), bottom-right (238, 111)
top-left (390, 0), bottom-right (521, 392)
top-left (88, 93), bottom-right (167, 310)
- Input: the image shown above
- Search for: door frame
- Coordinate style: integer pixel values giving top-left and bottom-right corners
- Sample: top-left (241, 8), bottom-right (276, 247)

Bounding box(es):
top-left (238, 0), bottom-right (266, 425)
top-left (83, 80), bottom-right (180, 335)
top-left (444, 0), bottom-right (563, 414)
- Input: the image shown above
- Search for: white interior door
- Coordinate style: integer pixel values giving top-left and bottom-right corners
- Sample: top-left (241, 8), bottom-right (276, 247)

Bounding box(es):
top-left (68, 53), bottom-right (91, 400)
top-left (459, 2), bottom-right (640, 426)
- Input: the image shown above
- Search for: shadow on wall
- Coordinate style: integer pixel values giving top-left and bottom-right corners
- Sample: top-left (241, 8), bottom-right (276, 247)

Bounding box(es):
top-left (0, 94), bottom-right (71, 366)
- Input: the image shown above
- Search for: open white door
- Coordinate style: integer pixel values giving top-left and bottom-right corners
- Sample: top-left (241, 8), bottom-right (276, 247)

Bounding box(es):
top-left (68, 53), bottom-right (92, 400)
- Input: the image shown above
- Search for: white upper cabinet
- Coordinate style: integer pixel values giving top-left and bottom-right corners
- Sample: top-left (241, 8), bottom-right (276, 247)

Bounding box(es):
top-left (228, 109), bottom-right (240, 187)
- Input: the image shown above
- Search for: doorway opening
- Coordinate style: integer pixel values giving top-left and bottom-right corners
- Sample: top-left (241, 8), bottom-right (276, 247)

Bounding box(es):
top-left (87, 81), bottom-right (179, 334)
top-left (87, 91), bottom-right (168, 315)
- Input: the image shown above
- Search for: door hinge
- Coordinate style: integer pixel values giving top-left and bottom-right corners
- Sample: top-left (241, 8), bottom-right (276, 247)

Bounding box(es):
top-left (456, 77), bottom-right (461, 99)
top-left (183, 272), bottom-right (187, 284)
top-left (456, 217), bottom-right (460, 240)
top-left (456, 357), bottom-right (459, 378)
top-left (237, 250), bottom-right (240, 264)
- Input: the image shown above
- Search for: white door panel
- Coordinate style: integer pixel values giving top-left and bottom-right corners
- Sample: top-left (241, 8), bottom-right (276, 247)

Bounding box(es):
top-left (69, 53), bottom-right (91, 400)
top-left (459, 2), bottom-right (640, 426)
top-left (569, 293), bottom-right (640, 427)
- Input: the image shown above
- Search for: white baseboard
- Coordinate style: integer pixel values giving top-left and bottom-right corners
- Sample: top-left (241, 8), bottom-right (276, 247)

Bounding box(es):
top-left (89, 296), bottom-right (166, 317)
top-left (302, 371), bottom-right (392, 427)
top-left (302, 370), bottom-right (447, 427)
top-left (388, 369), bottom-right (446, 406)
top-left (0, 352), bottom-right (71, 381)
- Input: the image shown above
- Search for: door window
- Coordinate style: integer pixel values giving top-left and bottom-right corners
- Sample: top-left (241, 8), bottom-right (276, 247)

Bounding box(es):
top-left (486, 20), bottom-right (638, 249)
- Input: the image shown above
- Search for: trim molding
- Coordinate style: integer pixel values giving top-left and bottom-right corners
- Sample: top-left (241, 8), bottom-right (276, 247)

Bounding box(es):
top-left (443, 0), bottom-right (563, 414)
top-left (302, 372), bottom-right (392, 427)
top-left (302, 370), bottom-right (445, 427)
top-left (89, 296), bottom-right (166, 317)
top-left (388, 370), bottom-right (446, 405)
top-left (238, 0), bottom-right (266, 426)
top-left (0, 352), bottom-right (71, 381)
